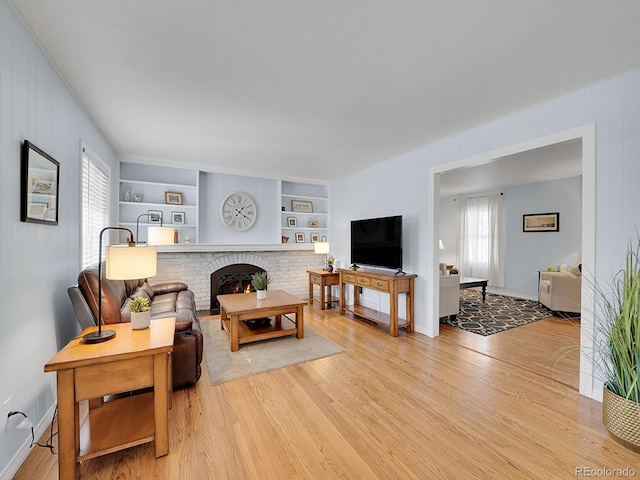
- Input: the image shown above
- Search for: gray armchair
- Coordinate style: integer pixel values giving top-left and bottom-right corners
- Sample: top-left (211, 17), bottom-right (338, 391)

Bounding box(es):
top-left (439, 274), bottom-right (460, 319)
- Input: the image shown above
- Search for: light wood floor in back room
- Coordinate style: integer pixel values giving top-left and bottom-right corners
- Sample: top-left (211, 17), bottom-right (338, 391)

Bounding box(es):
top-left (14, 306), bottom-right (640, 480)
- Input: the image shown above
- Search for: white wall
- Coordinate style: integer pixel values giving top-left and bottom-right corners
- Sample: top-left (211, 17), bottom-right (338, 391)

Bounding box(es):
top-left (199, 171), bottom-right (280, 244)
top-left (439, 176), bottom-right (582, 298)
top-left (0, 2), bottom-right (116, 477)
top-left (330, 66), bottom-right (640, 398)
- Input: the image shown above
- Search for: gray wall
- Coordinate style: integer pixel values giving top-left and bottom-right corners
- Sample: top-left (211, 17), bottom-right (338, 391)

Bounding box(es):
top-left (439, 176), bottom-right (582, 299)
top-left (199, 171), bottom-right (280, 244)
top-left (0, 2), bottom-right (116, 477)
top-left (330, 64), bottom-right (640, 398)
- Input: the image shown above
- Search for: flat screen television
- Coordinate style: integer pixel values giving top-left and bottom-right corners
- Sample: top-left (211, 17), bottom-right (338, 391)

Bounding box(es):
top-left (350, 215), bottom-right (403, 271)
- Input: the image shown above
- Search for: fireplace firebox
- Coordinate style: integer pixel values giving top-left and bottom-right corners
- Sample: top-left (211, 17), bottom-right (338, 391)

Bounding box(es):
top-left (210, 263), bottom-right (266, 314)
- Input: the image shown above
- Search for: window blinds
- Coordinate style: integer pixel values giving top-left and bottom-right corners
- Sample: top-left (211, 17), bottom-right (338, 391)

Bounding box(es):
top-left (81, 147), bottom-right (110, 268)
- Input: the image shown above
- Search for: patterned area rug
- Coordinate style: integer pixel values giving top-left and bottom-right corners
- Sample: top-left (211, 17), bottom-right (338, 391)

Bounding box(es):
top-left (441, 289), bottom-right (555, 336)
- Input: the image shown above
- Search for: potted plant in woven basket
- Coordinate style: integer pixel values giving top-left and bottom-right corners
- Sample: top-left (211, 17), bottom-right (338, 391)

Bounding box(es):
top-left (130, 296), bottom-right (151, 330)
top-left (251, 272), bottom-right (271, 300)
top-left (600, 239), bottom-right (640, 452)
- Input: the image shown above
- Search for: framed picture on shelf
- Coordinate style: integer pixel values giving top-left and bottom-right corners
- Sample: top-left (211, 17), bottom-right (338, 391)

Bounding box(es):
top-left (291, 199), bottom-right (313, 213)
top-left (310, 233), bottom-right (319, 242)
top-left (309, 220), bottom-right (319, 228)
top-left (295, 232), bottom-right (305, 243)
top-left (523, 212), bottom-right (559, 232)
top-left (171, 211), bottom-right (185, 224)
top-left (287, 217), bottom-right (297, 227)
top-left (165, 191), bottom-right (183, 205)
top-left (21, 140), bottom-right (60, 225)
top-left (148, 210), bottom-right (162, 224)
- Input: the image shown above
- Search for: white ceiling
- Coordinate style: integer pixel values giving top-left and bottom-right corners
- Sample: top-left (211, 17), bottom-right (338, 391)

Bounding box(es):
top-left (9, 1), bottom-right (640, 182)
top-left (439, 139), bottom-right (583, 197)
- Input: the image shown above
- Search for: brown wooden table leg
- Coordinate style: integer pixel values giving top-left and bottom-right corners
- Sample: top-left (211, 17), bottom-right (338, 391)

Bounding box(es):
top-left (319, 278), bottom-right (326, 310)
top-left (308, 278), bottom-right (313, 306)
top-left (153, 352), bottom-right (169, 457)
top-left (56, 369), bottom-right (77, 480)
top-left (231, 314), bottom-right (239, 352)
top-left (296, 306), bottom-right (304, 339)
top-left (220, 306), bottom-right (227, 330)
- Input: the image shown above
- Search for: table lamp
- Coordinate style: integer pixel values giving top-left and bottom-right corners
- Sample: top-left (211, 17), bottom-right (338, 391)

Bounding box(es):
top-left (82, 226), bottom-right (157, 344)
top-left (136, 213), bottom-right (174, 245)
top-left (314, 241), bottom-right (331, 270)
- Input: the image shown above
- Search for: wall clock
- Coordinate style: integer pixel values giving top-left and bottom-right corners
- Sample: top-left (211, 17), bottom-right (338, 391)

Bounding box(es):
top-left (220, 191), bottom-right (257, 231)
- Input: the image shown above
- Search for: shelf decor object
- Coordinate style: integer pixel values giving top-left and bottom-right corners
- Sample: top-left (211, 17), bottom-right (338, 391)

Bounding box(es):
top-left (292, 199), bottom-right (313, 213)
top-left (171, 211), bottom-right (185, 224)
top-left (83, 226), bottom-right (157, 344)
top-left (165, 191), bottom-right (183, 204)
top-left (21, 140), bottom-right (60, 225)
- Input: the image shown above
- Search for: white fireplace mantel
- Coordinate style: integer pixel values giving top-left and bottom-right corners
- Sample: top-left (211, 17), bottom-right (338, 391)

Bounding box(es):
top-left (157, 243), bottom-right (314, 253)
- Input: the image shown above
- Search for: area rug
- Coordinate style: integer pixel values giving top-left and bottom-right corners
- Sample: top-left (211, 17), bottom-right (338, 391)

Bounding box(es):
top-left (200, 319), bottom-right (345, 384)
top-left (441, 289), bottom-right (555, 336)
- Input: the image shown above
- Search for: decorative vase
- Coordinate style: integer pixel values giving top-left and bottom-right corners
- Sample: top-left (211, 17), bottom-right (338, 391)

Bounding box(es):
top-left (256, 290), bottom-right (267, 300)
top-left (327, 265), bottom-right (334, 272)
top-left (603, 387), bottom-right (640, 452)
top-left (131, 311), bottom-right (151, 330)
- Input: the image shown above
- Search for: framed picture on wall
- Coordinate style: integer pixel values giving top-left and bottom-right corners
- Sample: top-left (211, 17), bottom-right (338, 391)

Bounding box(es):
top-left (21, 140), bottom-right (60, 225)
top-left (287, 216), bottom-right (297, 227)
top-left (523, 212), bottom-right (559, 232)
top-left (295, 232), bottom-right (305, 243)
top-left (310, 233), bottom-right (319, 242)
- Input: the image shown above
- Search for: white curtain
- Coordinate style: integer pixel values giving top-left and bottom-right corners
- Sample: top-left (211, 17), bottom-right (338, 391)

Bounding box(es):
top-left (456, 193), bottom-right (505, 287)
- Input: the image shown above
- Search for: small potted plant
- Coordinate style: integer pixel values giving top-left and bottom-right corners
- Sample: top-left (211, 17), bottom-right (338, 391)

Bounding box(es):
top-left (251, 272), bottom-right (271, 300)
top-left (130, 296), bottom-right (151, 329)
top-left (326, 255), bottom-right (335, 272)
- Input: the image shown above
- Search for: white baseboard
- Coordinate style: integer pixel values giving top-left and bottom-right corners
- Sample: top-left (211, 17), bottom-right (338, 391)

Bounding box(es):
top-left (485, 288), bottom-right (537, 302)
top-left (0, 403), bottom-right (57, 480)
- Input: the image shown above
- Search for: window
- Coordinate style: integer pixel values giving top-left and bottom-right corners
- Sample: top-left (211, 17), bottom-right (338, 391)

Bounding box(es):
top-left (456, 193), bottom-right (505, 286)
top-left (81, 145), bottom-right (110, 268)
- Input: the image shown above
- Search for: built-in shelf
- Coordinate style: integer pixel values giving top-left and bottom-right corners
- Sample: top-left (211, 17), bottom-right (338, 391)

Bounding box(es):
top-left (119, 162), bottom-right (199, 244)
top-left (280, 181), bottom-right (329, 244)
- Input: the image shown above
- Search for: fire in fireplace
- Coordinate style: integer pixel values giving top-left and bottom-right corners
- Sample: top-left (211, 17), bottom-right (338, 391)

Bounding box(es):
top-left (210, 263), bottom-right (266, 314)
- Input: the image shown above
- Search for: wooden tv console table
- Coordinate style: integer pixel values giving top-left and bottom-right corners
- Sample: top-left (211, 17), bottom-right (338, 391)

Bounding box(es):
top-left (338, 268), bottom-right (416, 336)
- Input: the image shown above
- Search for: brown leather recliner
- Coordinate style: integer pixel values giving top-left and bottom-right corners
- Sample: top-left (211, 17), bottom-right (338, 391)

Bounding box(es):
top-left (67, 263), bottom-right (203, 388)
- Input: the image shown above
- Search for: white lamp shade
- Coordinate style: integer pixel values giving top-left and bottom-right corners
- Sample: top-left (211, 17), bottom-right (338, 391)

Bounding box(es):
top-left (314, 242), bottom-right (330, 254)
top-left (148, 226), bottom-right (175, 245)
top-left (106, 245), bottom-right (157, 280)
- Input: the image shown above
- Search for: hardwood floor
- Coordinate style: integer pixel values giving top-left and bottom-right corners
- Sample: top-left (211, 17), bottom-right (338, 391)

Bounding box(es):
top-left (15, 307), bottom-right (640, 479)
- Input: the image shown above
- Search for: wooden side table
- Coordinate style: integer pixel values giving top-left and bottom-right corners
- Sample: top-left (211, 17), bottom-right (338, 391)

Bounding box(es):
top-left (44, 318), bottom-right (175, 480)
top-left (308, 269), bottom-right (340, 310)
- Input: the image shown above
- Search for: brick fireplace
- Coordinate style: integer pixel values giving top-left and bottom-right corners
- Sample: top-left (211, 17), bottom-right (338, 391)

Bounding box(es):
top-left (153, 249), bottom-right (322, 311)
top-left (210, 263), bottom-right (266, 314)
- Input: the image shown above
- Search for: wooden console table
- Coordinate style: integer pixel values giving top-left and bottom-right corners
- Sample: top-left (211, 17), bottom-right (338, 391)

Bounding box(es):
top-left (308, 269), bottom-right (340, 310)
top-left (44, 318), bottom-right (175, 480)
top-left (338, 268), bottom-right (416, 336)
